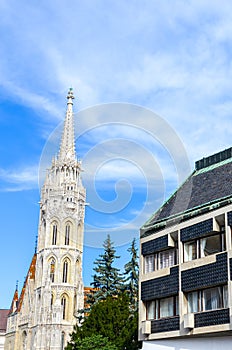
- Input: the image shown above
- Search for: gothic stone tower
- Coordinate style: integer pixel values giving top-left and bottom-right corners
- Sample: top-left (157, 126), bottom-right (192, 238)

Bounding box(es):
top-left (5, 89), bottom-right (86, 350)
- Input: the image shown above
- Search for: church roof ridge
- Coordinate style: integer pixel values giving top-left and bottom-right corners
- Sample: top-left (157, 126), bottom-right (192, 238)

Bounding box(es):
top-left (17, 254), bottom-right (37, 313)
top-left (8, 288), bottom-right (18, 315)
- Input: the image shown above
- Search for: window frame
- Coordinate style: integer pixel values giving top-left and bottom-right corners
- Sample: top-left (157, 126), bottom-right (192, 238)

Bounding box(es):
top-left (146, 296), bottom-right (179, 320)
top-left (61, 296), bottom-right (67, 320)
top-left (52, 224), bottom-right (57, 245)
top-left (144, 248), bottom-right (177, 273)
top-left (62, 260), bottom-right (69, 283)
top-left (144, 254), bottom-right (155, 273)
top-left (187, 285), bottom-right (228, 314)
top-left (158, 249), bottom-right (176, 270)
top-left (50, 258), bottom-right (55, 283)
top-left (183, 232), bottom-right (225, 262)
top-left (65, 224), bottom-right (70, 245)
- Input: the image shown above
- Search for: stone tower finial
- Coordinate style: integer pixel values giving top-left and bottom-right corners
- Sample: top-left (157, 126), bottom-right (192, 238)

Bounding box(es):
top-left (67, 87), bottom-right (75, 104)
top-left (58, 88), bottom-right (76, 163)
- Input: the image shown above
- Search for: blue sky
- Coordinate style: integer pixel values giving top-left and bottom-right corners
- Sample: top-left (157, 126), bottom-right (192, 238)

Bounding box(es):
top-left (1, 0), bottom-right (232, 308)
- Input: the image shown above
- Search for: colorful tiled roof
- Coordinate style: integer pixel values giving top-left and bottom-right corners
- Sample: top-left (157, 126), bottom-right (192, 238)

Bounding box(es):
top-left (17, 254), bottom-right (37, 312)
top-left (9, 288), bottom-right (18, 314)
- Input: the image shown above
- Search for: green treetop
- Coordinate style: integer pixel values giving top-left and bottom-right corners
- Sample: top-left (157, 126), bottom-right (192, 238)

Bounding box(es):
top-left (90, 234), bottom-right (123, 303)
top-left (123, 238), bottom-right (139, 310)
top-left (66, 293), bottom-right (141, 350)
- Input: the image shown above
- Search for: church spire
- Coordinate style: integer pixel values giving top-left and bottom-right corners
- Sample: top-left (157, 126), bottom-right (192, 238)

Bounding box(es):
top-left (58, 88), bottom-right (76, 163)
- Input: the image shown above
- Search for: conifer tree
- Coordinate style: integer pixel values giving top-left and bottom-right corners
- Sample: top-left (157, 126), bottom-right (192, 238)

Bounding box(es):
top-left (66, 294), bottom-right (141, 350)
top-left (66, 237), bottom-right (142, 350)
top-left (90, 234), bottom-right (123, 303)
top-left (123, 238), bottom-right (139, 311)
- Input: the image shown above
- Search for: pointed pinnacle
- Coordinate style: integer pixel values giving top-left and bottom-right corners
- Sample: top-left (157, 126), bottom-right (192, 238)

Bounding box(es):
top-left (67, 88), bottom-right (75, 105)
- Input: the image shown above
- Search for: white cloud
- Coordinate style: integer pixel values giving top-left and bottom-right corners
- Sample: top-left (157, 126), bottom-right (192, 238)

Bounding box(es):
top-left (0, 1), bottom-right (232, 187)
top-left (0, 81), bottom-right (62, 119)
top-left (0, 165), bottom-right (39, 191)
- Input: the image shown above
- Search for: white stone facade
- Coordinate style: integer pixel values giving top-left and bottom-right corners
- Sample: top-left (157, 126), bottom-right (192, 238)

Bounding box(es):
top-left (4, 89), bottom-right (86, 350)
top-left (0, 333), bottom-right (5, 350)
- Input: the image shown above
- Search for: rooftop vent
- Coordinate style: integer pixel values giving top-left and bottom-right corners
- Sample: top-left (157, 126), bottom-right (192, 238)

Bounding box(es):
top-left (195, 147), bottom-right (232, 171)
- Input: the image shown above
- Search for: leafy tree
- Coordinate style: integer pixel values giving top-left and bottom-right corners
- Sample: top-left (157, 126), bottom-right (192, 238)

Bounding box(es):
top-left (123, 238), bottom-right (139, 311)
top-left (67, 237), bottom-right (142, 350)
top-left (90, 235), bottom-right (123, 304)
top-left (66, 293), bottom-right (141, 350)
top-left (65, 334), bottom-right (118, 350)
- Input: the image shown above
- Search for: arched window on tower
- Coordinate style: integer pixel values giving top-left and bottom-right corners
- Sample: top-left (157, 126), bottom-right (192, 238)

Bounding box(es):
top-left (65, 224), bottom-right (70, 245)
top-left (62, 260), bottom-right (69, 283)
top-left (61, 295), bottom-right (68, 320)
top-left (33, 332), bottom-right (37, 349)
top-left (39, 256), bottom-right (43, 283)
top-left (61, 332), bottom-right (65, 350)
top-left (52, 224), bottom-right (57, 245)
top-left (73, 293), bottom-right (77, 315)
top-left (22, 331), bottom-right (27, 350)
top-left (50, 258), bottom-right (55, 283)
top-left (51, 293), bottom-right (54, 306)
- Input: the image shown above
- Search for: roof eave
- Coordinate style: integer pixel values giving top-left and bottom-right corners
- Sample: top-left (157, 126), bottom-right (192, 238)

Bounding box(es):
top-left (141, 195), bottom-right (232, 238)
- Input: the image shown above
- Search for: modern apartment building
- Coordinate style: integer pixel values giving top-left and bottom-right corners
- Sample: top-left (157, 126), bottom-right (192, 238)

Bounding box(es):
top-left (139, 148), bottom-right (232, 349)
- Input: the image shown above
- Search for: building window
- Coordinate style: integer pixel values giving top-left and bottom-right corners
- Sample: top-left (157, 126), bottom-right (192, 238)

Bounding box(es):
top-left (160, 296), bottom-right (177, 318)
top-left (61, 296), bottom-right (67, 320)
top-left (50, 259), bottom-right (55, 282)
top-left (187, 290), bottom-right (199, 313)
top-left (184, 232), bottom-right (225, 262)
top-left (65, 225), bottom-right (70, 245)
top-left (144, 248), bottom-right (177, 273)
top-left (203, 286), bottom-right (224, 311)
top-left (187, 285), bottom-right (228, 313)
top-left (159, 249), bottom-right (176, 269)
top-left (144, 255), bottom-right (155, 273)
top-left (146, 296), bottom-right (179, 320)
top-left (200, 235), bottom-right (224, 257)
top-left (62, 260), bottom-right (69, 283)
top-left (147, 300), bottom-right (156, 319)
top-left (184, 241), bottom-right (197, 262)
top-left (52, 224), bottom-right (57, 245)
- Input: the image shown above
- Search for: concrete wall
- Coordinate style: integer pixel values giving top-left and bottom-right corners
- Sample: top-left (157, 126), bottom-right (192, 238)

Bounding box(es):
top-left (0, 333), bottom-right (5, 350)
top-left (142, 337), bottom-right (232, 350)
